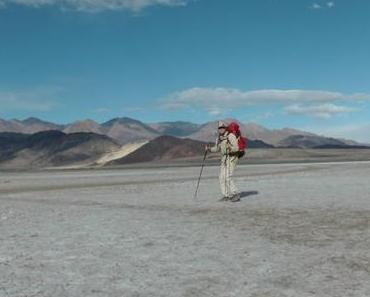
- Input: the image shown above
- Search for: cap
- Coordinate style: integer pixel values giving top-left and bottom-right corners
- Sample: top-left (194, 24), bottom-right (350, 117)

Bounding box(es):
top-left (218, 121), bottom-right (228, 129)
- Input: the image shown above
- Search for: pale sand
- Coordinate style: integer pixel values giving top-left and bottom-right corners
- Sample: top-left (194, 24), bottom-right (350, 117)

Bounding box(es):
top-left (0, 161), bottom-right (369, 296)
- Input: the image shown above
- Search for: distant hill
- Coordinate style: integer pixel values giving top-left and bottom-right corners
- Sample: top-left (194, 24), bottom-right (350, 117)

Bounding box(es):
top-left (313, 144), bottom-right (370, 149)
top-left (108, 135), bottom-right (274, 165)
top-left (102, 117), bottom-right (160, 144)
top-left (184, 120), bottom-right (316, 146)
top-left (0, 129), bottom-right (275, 168)
top-left (247, 139), bottom-right (275, 149)
top-left (242, 123), bottom-right (315, 146)
top-left (108, 135), bottom-right (206, 165)
top-left (185, 121), bottom-right (220, 142)
top-left (0, 132), bottom-right (30, 161)
top-left (1, 129), bottom-right (368, 168)
top-left (0, 117), bottom-right (63, 134)
top-left (0, 116), bottom-right (365, 148)
top-left (63, 119), bottom-right (105, 134)
top-left (278, 135), bottom-right (348, 148)
top-left (149, 121), bottom-right (201, 137)
top-left (0, 131), bottom-right (120, 169)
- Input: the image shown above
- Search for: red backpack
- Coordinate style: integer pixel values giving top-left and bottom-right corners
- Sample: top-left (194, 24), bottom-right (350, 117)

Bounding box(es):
top-left (227, 122), bottom-right (247, 158)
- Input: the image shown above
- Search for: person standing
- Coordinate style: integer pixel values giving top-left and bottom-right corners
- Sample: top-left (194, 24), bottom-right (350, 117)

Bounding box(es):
top-left (206, 121), bottom-right (241, 202)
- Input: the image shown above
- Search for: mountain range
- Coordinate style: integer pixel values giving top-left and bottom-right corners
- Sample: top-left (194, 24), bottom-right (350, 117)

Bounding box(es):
top-left (0, 130), bottom-right (120, 169)
top-left (0, 116), bottom-right (360, 147)
top-left (1, 116), bottom-right (368, 169)
top-left (0, 130), bottom-right (276, 169)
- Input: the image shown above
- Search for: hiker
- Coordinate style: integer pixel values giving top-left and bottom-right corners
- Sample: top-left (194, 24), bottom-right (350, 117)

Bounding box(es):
top-left (206, 121), bottom-right (241, 202)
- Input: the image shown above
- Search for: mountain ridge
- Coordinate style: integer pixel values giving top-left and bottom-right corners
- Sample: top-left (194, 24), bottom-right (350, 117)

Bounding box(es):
top-left (1, 130), bottom-right (369, 169)
top-left (0, 116), bottom-right (364, 147)
top-left (0, 130), bottom-right (121, 169)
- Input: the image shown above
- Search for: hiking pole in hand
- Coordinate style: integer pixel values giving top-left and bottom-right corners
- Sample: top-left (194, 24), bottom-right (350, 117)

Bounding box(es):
top-left (193, 148), bottom-right (208, 200)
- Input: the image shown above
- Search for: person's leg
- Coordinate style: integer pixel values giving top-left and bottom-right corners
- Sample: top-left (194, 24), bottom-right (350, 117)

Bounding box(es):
top-left (223, 156), bottom-right (233, 198)
top-left (225, 156), bottom-right (240, 201)
top-left (228, 156), bottom-right (239, 196)
top-left (219, 159), bottom-right (227, 198)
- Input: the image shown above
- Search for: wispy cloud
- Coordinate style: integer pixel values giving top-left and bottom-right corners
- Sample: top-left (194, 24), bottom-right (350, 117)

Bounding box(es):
top-left (284, 103), bottom-right (356, 118)
top-left (0, 0), bottom-right (190, 12)
top-left (206, 106), bottom-right (223, 116)
top-left (162, 87), bottom-right (369, 119)
top-left (311, 3), bottom-right (321, 9)
top-left (327, 1), bottom-right (335, 8)
top-left (163, 88), bottom-right (369, 107)
top-left (0, 87), bottom-right (60, 112)
top-left (310, 1), bottom-right (335, 10)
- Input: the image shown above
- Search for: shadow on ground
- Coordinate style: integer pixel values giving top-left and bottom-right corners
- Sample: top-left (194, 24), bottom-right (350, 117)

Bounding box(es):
top-left (240, 191), bottom-right (259, 199)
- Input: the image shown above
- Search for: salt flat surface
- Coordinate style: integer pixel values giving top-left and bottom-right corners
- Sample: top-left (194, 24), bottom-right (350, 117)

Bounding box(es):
top-left (0, 161), bottom-right (370, 297)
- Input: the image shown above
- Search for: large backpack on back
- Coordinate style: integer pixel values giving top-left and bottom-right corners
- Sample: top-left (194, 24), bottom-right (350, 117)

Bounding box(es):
top-left (227, 122), bottom-right (247, 158)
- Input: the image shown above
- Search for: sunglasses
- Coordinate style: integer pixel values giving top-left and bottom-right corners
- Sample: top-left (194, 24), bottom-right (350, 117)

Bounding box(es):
top-left (218, 127), bottom-right (226, 130)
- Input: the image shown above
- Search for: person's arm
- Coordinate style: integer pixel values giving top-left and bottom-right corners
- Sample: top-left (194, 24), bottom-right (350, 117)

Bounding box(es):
top-left (207, 137), bottom-right (220, 153)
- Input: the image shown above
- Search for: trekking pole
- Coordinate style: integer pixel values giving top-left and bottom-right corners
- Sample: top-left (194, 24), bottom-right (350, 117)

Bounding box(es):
top-left (193, 149), bottom-right (208, 200)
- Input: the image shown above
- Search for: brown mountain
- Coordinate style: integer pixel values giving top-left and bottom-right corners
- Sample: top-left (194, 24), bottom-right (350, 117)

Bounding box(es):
top-left (185, 120), bottom-right (324, 147)
top-left (243, 123), bottom-right (315, 145)
top-left (102, 117), bottom-right (160, 144)
top-left (63, 119), bottom-right (105, 134)
top-left (185, 120), bottom-right (221, 142)
top-left (0, 119), bottom-right (23, 133)
top-left (278, 135), bottom-right (348, 148)
top-left (0, 117), bottom-right (363, 148)
top-left (108, 135), bottom-right (273, 165)
top-left (149, 121), bottom-right (201, 137)
top-left (0, 117), bottom-right (63, 134)
top-left (21, 117), bottom-right (63, 132)
top-left (0, 117), bottom-right (161, 144)
top-left (108, 135), bottom-right (206, 165)
top-left (0, 130), bottom-right (120, 169)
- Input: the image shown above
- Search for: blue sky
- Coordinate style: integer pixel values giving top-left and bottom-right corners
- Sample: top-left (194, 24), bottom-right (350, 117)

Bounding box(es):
top-left (0, 0), bottom-right (370, 141)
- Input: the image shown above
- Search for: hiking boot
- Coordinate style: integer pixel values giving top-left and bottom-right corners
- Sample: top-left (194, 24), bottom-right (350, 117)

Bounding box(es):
top-left (230, 193), bottom-right (241, 202)
top-left (218, 196), bottom-right (230, 202)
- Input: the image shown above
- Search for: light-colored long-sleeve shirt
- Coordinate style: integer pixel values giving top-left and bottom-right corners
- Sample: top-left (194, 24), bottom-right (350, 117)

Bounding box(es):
top-left (210, 132), bottom-right (239, 156)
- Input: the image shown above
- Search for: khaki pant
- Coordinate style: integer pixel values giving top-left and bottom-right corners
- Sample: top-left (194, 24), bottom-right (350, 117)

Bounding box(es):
top-left (219, 155), bottom-right (239, 198)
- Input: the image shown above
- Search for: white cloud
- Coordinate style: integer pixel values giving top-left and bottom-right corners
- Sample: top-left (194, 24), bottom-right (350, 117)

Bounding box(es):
top-left (161, 87), bottom-right (369, 119)
top-left (310, 2), bottom-right (335, 10)
top-left (0, 0), bottom-right (190, 12)
top-left (163, 87), bottom-right (370, 109)
top-left (284, 103), bottom-right (356, 118)
top-left (206, 106), bottom-right (223, 116)
top-left (327, 1), bottom-right (335, 8)
top-left (311, 3), bottom-right (321, 9)
top-left (0, 87), bottom-right (59, 111)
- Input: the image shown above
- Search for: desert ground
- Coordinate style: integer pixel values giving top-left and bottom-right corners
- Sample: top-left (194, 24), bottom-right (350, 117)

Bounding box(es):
top-left (1, 160), bottom-right (370, 297)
